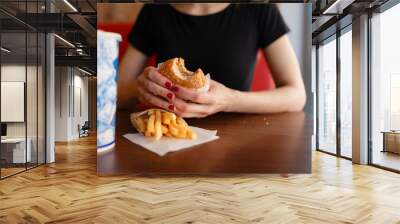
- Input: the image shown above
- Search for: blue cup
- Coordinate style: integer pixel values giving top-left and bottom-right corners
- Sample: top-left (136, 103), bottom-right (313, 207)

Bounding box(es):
top-left (97, 30), bottom-right (121, 152)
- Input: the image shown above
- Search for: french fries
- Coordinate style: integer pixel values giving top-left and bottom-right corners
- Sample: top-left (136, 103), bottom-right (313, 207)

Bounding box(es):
top-left (134, 117), bottom-right (146, 133)
top-left (154, 110), bottom-right (162, 140)
top-left (146, 113), bottom-right (155, 137)
top-left (130, 109), bottom-right (197, 140)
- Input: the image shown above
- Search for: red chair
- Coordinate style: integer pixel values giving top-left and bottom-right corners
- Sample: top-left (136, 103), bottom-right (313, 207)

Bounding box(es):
top-left (97, 23), bottom-right (275, 91)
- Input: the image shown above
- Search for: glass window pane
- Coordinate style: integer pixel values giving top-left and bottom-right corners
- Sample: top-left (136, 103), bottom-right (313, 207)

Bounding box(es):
top-left (340, 29), bottom-right (352, 158)
top-left (1, 0), bottom-right (46, 179)
top-left (371, 3), bottom-right (400, 171)
top-left (318, 37), bottom-right (337, 154)
top-left (1, 30), bottom-right (28, 177)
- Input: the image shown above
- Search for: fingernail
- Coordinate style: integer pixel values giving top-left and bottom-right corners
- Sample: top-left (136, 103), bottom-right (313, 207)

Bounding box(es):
top-left (171, 86), bottom-right (179, 92)
top-left (167, 93), bottom-right (173, 99)
top-left (165, 82), bottom-right (172, 89)
top-left (168, 105), bottom-right (174, 111)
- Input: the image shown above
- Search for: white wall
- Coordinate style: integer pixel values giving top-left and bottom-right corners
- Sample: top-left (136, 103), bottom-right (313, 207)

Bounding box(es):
top-left (71, 73), bottom-right (89, 139)
top-left (278, 3), bottom-right (313, 115)
top-left (55, 67), bottom-right (70, 141)
top-left (54, 67), bottom-right (89, 141)
top-left (1, 63), bottom-right (46, 164)
top-left (1, 65), bottom-right (36, 138)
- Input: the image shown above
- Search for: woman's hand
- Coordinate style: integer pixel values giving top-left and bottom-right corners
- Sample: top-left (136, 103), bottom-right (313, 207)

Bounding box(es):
top-left (136, 66), bottom-right (178, 112)
top-left (172, 80), bottom-right (235, 118)
top-left (136, 67), bottom-right (234, 117)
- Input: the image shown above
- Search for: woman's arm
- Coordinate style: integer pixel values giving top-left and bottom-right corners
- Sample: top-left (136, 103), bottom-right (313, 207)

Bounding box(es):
top-left (118, 44), bottom-right (148, 109)
top-left (171, 34), bottom-right (306, 117)
top-left (228, 34), bottom-right (306, 113)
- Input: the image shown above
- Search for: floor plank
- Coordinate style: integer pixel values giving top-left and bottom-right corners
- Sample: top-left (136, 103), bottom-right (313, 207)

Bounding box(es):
top-left (0, 135), bottom-right (400, 224)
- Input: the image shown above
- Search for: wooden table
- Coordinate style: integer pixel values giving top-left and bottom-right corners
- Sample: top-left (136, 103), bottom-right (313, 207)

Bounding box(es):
top-left (381, 131), bottom-right (400, 154)
top-left (97, 110), bottom-right (313, 175)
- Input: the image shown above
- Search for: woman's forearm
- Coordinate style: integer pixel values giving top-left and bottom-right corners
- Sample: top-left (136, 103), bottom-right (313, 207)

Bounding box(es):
top-left (117, 45), bottom-right (148, 110)
top-left (227, 86), bottom-right (306, 113)
top-left (227, 34), bottom-right (307, 114)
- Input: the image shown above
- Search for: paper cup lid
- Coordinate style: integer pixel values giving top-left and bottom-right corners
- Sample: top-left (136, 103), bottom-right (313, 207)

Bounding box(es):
top-left (98, 30), bottom-right (122, 42)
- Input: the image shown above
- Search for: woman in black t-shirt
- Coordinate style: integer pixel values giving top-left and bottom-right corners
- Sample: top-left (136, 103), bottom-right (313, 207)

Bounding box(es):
top-left (119, 3), bottom-right (306, 118)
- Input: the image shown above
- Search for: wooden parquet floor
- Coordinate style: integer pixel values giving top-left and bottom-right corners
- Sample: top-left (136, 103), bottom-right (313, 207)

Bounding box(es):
top-left (1, 135), bottom-right (400, 224)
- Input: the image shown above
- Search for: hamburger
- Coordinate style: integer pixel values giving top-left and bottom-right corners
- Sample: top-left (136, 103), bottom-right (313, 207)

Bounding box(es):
top-left (158, 58), bottom-right (209, 91)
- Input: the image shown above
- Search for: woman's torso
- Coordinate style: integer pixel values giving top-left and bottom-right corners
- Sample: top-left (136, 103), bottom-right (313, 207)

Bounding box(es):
top-left (130, 4), bottom-right (287, 91)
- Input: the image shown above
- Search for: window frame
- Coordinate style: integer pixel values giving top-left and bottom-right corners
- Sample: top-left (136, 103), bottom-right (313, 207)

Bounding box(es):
top-left (315, 23), bottom-right (353, 161)
top-left (367, 0), bottom-right (400, 173)
top-left (0, 0), bottom-right (47, 180)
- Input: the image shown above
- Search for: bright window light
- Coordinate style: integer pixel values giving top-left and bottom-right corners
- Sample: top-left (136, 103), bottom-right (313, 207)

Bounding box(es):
top-left (63, 0), bottom-right (78, 12)
top-left (54, 34), bottom-right (75, 48)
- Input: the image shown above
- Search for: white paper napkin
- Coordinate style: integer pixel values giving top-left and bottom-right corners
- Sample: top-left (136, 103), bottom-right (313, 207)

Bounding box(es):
top-left (123, 127), bottom-right (219, 156)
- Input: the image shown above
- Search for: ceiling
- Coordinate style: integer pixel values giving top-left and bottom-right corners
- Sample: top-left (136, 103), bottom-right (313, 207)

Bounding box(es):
top-left (0, 0), bottom-right (97, 73)
top-left (311, 0), bottom-right (391, 44)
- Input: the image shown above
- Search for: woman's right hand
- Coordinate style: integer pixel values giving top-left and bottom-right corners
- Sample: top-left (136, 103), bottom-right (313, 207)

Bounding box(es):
top-left (136, 66), bottom-right (178, 112)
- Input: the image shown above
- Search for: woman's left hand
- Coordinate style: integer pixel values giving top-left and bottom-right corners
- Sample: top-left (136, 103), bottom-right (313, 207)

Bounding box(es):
top-left (172, 80), bottom-right (235, 118)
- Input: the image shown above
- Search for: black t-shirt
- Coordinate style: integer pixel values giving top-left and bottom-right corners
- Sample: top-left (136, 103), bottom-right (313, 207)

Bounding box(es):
top-left (129, 4), bottom-right (289, 91)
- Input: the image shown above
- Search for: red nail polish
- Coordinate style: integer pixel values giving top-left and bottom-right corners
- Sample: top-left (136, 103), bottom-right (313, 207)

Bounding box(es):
top-left (165, 82), bottom-right (172, 89)
top-left (171, 86), bottom-right (179, 92)
top-left (168, 105), bottom-right (174, 111)
top-left (167, 93), bottom-right (173, 99)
